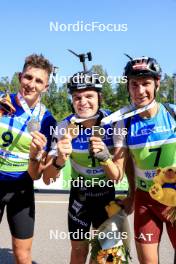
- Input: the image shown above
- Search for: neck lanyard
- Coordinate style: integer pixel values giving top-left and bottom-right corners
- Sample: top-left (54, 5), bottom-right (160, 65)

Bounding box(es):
top-left (69, 100), bottom-right (156, 126)
top-left (70, 114), bottom-right (100, 124)
top-left (16, 92), bottom-right (46, 132)
top-left (101, 100), bottom-right (156, 125)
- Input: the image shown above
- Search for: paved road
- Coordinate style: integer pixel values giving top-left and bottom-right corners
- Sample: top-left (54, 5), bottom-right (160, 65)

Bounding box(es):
top-left (0, 193), bottom-right (175, 264)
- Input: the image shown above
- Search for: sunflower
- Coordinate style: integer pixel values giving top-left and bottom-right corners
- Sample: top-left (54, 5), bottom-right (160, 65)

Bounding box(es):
top-left (90, 237), bottom-right (130, 264)
top-left (96, 245), bottom-right (128, 264)
top-left (90, 199), bottom-right (131, 264)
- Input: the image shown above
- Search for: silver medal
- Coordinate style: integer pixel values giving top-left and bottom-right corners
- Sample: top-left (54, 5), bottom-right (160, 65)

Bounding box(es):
top-left (27, 119), bottom-right (40, 132)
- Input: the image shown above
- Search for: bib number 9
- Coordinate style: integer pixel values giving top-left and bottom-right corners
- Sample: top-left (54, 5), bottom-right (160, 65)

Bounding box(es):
top-left (1, 131), bottom-right (13, 147)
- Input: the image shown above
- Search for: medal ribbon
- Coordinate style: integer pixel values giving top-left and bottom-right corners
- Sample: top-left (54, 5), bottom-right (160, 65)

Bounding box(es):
top-left (70, 100), bottom-right (156, 125)
top-left (101, 100), bottom-right (156, 125)
top-left (70, 114), bottom-right (100, 124)
top-left (17, 92), bottom-right (46, 123)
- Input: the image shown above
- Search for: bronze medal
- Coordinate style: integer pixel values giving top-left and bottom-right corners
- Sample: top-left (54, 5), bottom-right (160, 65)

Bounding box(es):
top-left (92, 125), bottom-right (103, 138)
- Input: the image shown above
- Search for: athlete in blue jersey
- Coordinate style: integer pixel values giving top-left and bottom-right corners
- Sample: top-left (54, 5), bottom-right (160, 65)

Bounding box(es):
top-left (0, 54), bottom-right (56, 264)
top-left (41, 69), bottom-right (122, 264)
top-left (104, 56), bottom-right (176, 263)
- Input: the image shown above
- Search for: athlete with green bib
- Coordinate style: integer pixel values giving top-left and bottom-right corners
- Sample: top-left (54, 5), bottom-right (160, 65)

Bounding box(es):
top-left (105, 56), bottom-right (176, 263)
top-left (41, 61), bottom-right (128, 263)
top-left (0, 54), bottom-right (56, 264)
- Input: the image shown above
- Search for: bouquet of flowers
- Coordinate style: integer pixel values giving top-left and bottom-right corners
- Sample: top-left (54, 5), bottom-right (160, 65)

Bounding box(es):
top-left (90, 200), bottom-right (131, 264)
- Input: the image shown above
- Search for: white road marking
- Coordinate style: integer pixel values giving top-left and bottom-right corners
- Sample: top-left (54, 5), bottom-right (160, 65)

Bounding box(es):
top-left (35, 200), bottom-right (69, 204)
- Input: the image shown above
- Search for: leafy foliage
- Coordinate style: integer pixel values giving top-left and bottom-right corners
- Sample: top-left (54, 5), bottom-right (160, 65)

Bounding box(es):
top-left (0, 67), bottom-right (175, 122)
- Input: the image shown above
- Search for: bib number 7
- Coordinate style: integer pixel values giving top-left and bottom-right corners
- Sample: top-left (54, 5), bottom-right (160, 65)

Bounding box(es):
top-left (149, 147), bottom-right (162, 167)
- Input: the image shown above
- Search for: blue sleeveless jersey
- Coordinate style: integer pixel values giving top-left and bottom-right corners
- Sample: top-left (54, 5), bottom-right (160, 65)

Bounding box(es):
top-left (0, 94), bottom-right (56, 180)
top-left (114, 103), bottom-right (176, 191)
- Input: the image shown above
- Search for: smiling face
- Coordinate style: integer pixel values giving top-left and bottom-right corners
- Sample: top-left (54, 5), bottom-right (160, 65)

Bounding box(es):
top-left (128, 76), bottom-right (159, 108)
top-left (72, 89), bottom-right (99, 118)
top-left (19, 66), bottom-right (49, 107)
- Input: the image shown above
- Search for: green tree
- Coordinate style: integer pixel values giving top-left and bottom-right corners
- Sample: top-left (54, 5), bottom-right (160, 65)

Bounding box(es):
top-left (1, 70), bottom-right (175, 119)
top-left (55, 84), bottom-right (71, 121)
top-left (10, 73), bottom-right (20, 93)
top-left (0, 76), bottom-right (10, 92)
top-left (114, 82), bottom-right (129, 110)
top-left (157, 74), bottom-right (174, 103)
top-left (42, 81), bottom-right (71, 121)
top-left (92, 65), bottom-right (114, 110)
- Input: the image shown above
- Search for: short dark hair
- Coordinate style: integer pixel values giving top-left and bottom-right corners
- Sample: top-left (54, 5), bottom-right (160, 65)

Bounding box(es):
top-left (22, 54), bottom-right (53, 77)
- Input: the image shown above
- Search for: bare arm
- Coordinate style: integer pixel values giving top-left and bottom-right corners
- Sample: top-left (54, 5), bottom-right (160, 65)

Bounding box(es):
top-left (125, 154), bottom-right (136, 197)
top-left (99, 147), bottom-right (128, 182)
top-left (112, 146), bottom-right (129, 181)
top-left (28, 131), bottom-right (47, 180)
top-left (120, 154), bottom-right (136, 214)
top-left (43, 134), bottom-right (72, 185)
top-left (42, 155), bottom-right (64, 185)
top-left (90, 136), bottom-right (128, 182)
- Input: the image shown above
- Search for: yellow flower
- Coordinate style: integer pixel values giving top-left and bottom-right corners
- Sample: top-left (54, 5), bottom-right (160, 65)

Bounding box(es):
top-left (96, 246), bottom-right (126, 264)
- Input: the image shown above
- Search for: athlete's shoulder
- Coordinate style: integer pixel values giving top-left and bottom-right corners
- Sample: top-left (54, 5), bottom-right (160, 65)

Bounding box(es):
top-left (63, 113), bottom-right (75, 122)
top-left (42, 109), bottom-right (56, 126)
top-left (39, 109), bottom-right (56, 140)
top-left (10, 93), bottom-right (16, 99)
top-left (56, 113), bottom-right (74, 127)
top-left (43, 108), bottom-right (54, 118)
top-left (100, 109), bottom-right (112, 117)
top-left (165, 103), bottom-right (176, 112)
top-left (52, 113), bottom-right (74, 139)
top-left (9, 93), bottom-right (16, 106)
top-left (161, 102), bottom-right (176, 109)
top-left (160, 103), bottom-right (176, 117)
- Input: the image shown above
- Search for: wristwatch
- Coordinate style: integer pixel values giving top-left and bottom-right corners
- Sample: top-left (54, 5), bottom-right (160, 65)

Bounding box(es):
top-left (29, 153), bottom-right (42, 162)
top-left (52, 157), bottom-right (65, 170)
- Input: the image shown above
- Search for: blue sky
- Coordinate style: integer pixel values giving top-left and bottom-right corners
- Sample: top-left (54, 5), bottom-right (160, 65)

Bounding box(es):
top-left (0, 0), bottom-right (176, 85)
